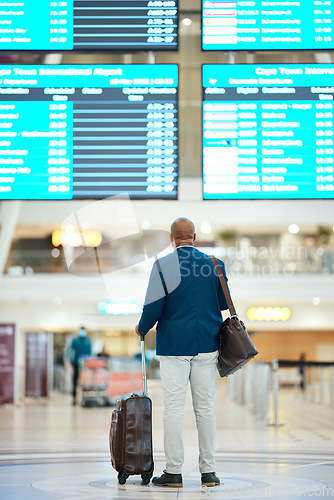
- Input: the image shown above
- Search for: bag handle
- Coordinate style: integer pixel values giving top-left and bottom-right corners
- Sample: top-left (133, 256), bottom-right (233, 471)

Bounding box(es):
top-left (140, 335), bottom-right (147, 396)
top-left (210, 256), bottom-right (237, 317)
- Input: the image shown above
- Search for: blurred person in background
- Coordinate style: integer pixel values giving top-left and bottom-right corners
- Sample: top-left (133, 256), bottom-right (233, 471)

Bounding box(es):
top-left (70, 327), bottom-right (92, 405)
top-left (299, 352), bottom-right (307, 391)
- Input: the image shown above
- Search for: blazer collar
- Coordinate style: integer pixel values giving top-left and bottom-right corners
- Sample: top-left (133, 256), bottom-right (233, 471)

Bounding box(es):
top-left (174, 245), bottom-right (196, 251)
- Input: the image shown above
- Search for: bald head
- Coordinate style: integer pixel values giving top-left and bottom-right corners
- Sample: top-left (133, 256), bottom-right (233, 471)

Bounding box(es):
top-left (170, 218), bottom-right (196, 247)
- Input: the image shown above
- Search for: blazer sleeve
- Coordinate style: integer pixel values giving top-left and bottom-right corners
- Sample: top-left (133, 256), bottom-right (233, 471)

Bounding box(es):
top-left (138, 261), bottom-right (166, 335)
top-left (217, 259), bottom-right (229, 311)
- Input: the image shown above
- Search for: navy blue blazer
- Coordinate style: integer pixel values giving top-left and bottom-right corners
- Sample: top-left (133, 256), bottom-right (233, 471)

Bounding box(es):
top-left (138, 246), bottom-right (229, 356)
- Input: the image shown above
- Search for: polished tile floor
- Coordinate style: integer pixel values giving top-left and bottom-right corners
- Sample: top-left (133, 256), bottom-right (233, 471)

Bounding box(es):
top-left (0, 380), bottom-right (333, 499)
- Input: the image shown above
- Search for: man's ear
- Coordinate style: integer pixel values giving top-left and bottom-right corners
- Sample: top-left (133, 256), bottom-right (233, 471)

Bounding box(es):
top-left (193, 233), bottom-right (197, 242)
top-left (170, 233), bottom-right (174, 245)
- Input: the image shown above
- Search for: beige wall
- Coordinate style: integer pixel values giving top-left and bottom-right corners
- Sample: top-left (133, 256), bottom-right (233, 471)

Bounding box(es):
top-left (101, 328), bottom-right (334, 363)
top-left (253, 330), bottom-right (334, 362)
top-left (101, 329), bottom-right (156, 357)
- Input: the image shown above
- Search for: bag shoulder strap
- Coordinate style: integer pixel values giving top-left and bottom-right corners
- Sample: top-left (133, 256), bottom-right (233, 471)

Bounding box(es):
top-left (155, 258), bottom-right (168, 296)
top-left (210, 255), bottom-right (237, 317)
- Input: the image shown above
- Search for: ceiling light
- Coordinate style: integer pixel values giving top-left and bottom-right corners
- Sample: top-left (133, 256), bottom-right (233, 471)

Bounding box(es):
top-left (288, 224), bottom-right (300, 234)
top-left (200, 221), bottom-right (212, 234)
top-left (51, 248), bottom-right (60, 258)
top-left (182, 17), bottom-right (192, 25)
top-left (141, 220), bottom-right (151, 230)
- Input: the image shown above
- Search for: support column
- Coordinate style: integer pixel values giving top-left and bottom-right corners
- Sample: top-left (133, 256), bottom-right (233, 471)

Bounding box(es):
top-left (272, 358), bottom-right (280, 427)
top-left (0, 201), bottom-right (22, 277)
top-left (246, 51), bottom-right (255, 64)
top-left (147, 51), bottom-right (155, 64)
top-left (228, 51), bottom-right (235, 64)
top-left (314, 53), bottom-right (332, 64)
top-left (122, 54), bottom-right (133, 64)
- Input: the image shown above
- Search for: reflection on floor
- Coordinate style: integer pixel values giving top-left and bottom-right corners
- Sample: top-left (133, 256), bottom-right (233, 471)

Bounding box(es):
top-left (0, 380), bottom-right (333, 499)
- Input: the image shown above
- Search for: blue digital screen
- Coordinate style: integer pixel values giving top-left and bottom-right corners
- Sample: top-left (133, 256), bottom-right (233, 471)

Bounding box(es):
top-left (0, 1), bottom-right (178, 51)
top-left (0, 64), bottom-right (178, 200)
top-left (202, 0), bottom-right (334, 51)
top-left (203, 64), bottom-right (334, 200)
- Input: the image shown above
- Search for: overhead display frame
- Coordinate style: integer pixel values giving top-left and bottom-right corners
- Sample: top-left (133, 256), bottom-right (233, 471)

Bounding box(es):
top-left (0, 64), bottom-right (179, 200)
top-left (0, 0), bottom-right (178, 51)
top-left (202, 64), bottom-right (334, 200)
top-left (202, 0), bottom-right (334, 51)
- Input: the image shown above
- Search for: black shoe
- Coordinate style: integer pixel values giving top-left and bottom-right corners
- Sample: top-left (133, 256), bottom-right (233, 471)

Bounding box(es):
top-left (201, 472), bottom-right (220, 487)
top-left (152, 471), bottom-right (183, 488)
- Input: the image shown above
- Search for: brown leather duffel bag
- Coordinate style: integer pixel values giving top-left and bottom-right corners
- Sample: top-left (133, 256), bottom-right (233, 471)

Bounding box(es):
top-left (211, 256), bottom-right (258, 377)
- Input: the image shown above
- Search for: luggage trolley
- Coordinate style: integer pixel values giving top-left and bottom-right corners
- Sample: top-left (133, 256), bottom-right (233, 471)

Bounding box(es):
top-left (79, 357), bottom-right (108, 407)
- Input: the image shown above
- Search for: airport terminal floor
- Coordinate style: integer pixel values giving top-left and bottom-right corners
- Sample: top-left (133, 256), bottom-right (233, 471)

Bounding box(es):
top-left (0, 381), bottom-right (333, 500)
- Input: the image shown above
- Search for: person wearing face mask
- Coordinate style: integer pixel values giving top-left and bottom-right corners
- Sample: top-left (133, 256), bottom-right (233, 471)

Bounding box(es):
top-left (70, 326), bottom-right (92, 406)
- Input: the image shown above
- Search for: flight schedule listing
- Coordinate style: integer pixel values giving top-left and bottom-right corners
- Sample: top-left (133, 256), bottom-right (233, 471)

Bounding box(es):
top-left (0, 65), bottom-right (178, 200)
top-left (202, 0), bottom-right (334, 50)
top-left (0, 101), bottom-right (73, 199)
top-left (202, 64), bottom-right (334, 200)
top-left (0, 1), bottom-right (178, 51)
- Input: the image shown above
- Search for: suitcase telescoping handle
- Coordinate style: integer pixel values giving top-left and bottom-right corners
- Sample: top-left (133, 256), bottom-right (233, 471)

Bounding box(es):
top-left (140, 335), bottom-right (147, 396)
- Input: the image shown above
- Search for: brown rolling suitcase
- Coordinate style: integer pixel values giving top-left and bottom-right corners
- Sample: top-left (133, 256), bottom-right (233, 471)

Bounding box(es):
top-left (109, 335), bottom-right (154, 485)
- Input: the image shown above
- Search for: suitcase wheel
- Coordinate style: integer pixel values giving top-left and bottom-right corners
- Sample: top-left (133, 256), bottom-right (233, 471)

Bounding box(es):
top-left (141, 471), bottom-right (153, 485)
top-left (118, 471), bottom-right (129, 485)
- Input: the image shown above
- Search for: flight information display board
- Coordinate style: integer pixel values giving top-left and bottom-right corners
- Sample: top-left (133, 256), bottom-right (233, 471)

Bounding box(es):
top-left (203, 64), bottom-right (334, 200)
top-left (0, 1), bottom-right (178, 51)
top-left (0, 64), bottom-right (178, 200)
top-left (202, 0), bottom-right (333, 51)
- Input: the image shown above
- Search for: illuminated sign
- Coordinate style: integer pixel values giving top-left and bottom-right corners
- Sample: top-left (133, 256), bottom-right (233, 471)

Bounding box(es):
top-left (98, 301), bottom-right (142, 316)
top-left (246, 307), bottom-right (291, 322)
top-left (0, 64), bottom-right (179, 200)
top-left (0, 1), bottom-right (178, 51)
top-left (202, 0), bottom-right (334, 51)
top-left (203, 64), bottom-right (334, 200)
top-left (52, 230), bottom-right (102, 247)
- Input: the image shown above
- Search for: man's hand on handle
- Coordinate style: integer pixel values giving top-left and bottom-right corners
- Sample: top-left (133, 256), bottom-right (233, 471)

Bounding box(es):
top-left (135, 325), bottom-right (141, 337)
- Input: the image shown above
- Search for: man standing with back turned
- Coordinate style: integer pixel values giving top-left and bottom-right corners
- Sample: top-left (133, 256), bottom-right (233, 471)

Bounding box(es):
top-left (135, 218), bottom-right (229, 488)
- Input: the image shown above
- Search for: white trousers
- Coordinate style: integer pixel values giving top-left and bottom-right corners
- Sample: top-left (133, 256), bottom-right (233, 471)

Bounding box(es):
top-left (160, 351), bottom-right (218, 474)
